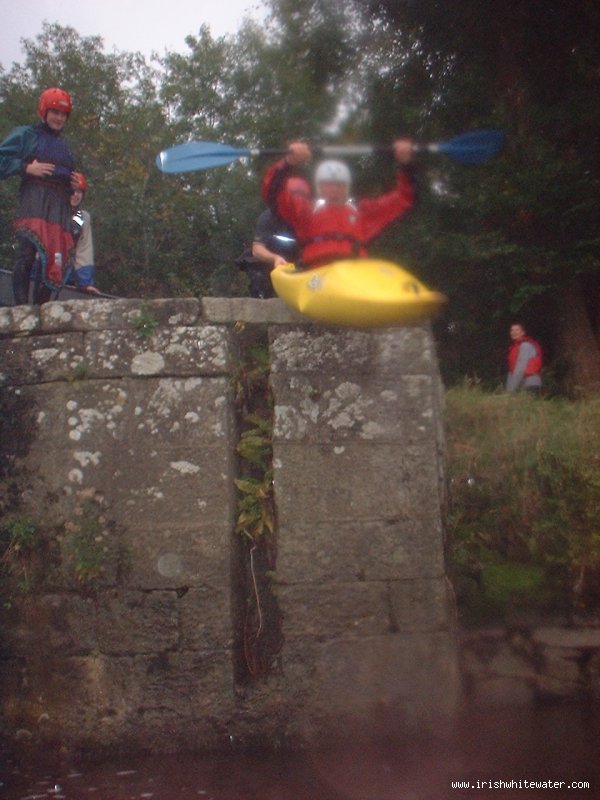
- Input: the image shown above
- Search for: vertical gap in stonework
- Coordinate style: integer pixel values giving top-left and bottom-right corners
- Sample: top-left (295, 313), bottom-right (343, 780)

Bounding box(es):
top-left (231, 325), bottom-right (283, 685)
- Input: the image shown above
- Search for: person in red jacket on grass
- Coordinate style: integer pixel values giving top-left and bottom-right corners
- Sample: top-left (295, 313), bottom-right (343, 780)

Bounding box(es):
top-left (260, 138), bottom-right (415, 270)
top-left (506, 322), bottom-right (543, 393)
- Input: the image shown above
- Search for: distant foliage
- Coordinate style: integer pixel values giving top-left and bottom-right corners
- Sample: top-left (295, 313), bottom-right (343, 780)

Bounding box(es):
top-left (446, 385), bottom-right (600, 622)
top-left (2, 1), bottom-right (600, 391)
top-left (0, 10), bottom-right (362, 300)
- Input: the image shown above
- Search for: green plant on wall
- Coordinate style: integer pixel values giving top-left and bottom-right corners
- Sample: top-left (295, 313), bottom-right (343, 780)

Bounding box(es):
top-left (63, 506), bottom-right (106, 585)
top-left (236, 413), bottom-right (273, 471)
top-left (233, 339), bottom-right (282, 678)
top-left (0, 515), bottom-right (38, 595)
top-left (131, 304), bottom-right (159, 339)
top-left (61, 495), bottom-right (130, 588)
top-left (235, 412), bottom-right (275, 543)
top-left (235, 471), bottom-right (275, 543)
top-left (68, 361), bottom-right (91, 382)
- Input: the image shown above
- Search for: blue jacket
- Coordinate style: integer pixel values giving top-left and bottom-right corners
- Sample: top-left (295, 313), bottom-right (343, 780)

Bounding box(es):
top-left (0, 125), bottom-right (38, 179)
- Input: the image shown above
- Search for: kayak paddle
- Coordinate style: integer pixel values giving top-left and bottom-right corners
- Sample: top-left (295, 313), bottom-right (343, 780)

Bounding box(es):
top-left (155, 129), bottom-right (505, 174)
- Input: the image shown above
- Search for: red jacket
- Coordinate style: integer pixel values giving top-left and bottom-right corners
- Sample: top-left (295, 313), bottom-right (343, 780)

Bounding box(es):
top-left (261, 158), bottom-right (415, 268)
top-left (508, 336), bottom-right (543, 376)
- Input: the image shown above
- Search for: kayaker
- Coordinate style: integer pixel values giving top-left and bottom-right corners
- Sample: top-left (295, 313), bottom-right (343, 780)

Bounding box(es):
top-left (260, 139), bottom-right (415, 269)
top-left (0, 87), bottom-right (85, 304)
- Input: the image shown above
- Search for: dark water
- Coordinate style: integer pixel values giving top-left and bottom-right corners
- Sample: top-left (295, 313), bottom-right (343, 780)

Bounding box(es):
top-left (1, 705), bottom-right (599, 800)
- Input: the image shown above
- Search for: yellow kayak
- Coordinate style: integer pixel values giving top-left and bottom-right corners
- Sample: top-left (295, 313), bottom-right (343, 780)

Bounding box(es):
top-left (271, 258), bottom-right (447, 327)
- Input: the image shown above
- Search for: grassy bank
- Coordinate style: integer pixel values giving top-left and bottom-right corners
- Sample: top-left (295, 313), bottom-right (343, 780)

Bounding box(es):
top-left (445, 385), bottom-right (600, 624)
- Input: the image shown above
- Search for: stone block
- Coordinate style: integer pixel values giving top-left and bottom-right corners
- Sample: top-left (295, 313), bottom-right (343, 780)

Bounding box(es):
top-left (387, 577), bottom-right (455, 631)
top-left (369, 324), bottom-right (439, 377)
top-left (107, 443), bottom-right (234, 526)
top-left (472, 676), bottom-right (536, 707)
top-left (0, 332), bottom-right (85, 385)
top-left (39, 297), bottom-right (202, 332)
top-left (178, 586), bottom-right (233, 651)
top-left (273, 441), bottom-right (443, 525)
top-left (202, 296), bottom-right (304, 324)
top-left (82, 324), bottom-right (232, 378)
top-left (532, 626), bottom-right (600, 650)
top-left (485, 643), bottom-right (537, 680)
top-left (123, 523), bottom-right (232, 590)
top-left (58, 375), bottom-right (232, 450)
top-left (0, 304), bottom-right (40, 336)
top-left (126, 376), bottom-right (234, 447)
top-left (133, 650), bottom-right (235, 719)
top-left (95, 590), bottom-right (180, 654)
top-left (535, 673), bottom-right (582, 699)
top-left (276, 517), bottom-right (445, 583)
top-left (269, 324), bottom-right (436, 377)
top-left (278, 581), bottom-right (392, 641)
top-left (9, 378), bottom-right (236, 530)
top-left (9, 653), bottom-right (137, 738)
top-left (269, 327), bottom-right (374, 375)
top-left (283, 631), bottom-right (460, 727)
top-left (19, 649), bottom-right (237, 746)
top-left (272, 371), bottom-right (437, 444)
top-left (540, 648), bottom-right (582, 684)
top-left (31, 375), bottom-right (232, 450)
top-left (0, 594), bottom-right (97, 657)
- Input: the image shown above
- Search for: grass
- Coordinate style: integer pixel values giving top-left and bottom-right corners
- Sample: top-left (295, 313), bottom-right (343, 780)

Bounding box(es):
top-left (445, 384), bottom-right (600, 623)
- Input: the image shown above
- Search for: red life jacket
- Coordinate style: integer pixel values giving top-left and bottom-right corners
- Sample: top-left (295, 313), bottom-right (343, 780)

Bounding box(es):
top-left (508, 336), bottom-right (543, 375)
top-left (261, 159), bottom-right (414, 268)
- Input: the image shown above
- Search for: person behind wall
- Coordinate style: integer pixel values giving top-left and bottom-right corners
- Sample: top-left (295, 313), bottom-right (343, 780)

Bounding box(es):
top-left (0, 87), bottom-right (85, 305)
top-left (237, 178), bottom-right (311, 298)
top-left (66, 175), bottom-right (100, 294)
top-left (260, 139), bottom-right (415, 270)
top-left (506, 322), bottom-right (543, 393)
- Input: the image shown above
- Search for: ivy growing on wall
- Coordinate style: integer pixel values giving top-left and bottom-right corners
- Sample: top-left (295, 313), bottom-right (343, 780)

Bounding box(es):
top-left (233, 333), bottom-right (283, 680)
top-left (0, 515), bottom-right (39, 599)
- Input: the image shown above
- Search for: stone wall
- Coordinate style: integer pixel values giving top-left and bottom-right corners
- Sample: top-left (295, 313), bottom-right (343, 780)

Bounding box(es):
top-left (0, 297), bottom-right (459, 754)
top-left (461, 624), bottom-right (600, 707)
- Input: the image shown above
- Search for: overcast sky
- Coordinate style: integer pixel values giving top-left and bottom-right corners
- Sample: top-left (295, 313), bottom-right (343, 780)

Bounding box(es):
top-left (1, 0), bottom-right (267, 69)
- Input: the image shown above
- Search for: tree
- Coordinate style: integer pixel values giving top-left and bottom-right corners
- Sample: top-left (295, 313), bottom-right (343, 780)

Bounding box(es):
top-left (156, 4), bottom-right (362, 295)
top-left (362, 0), bottom-right (600, 394)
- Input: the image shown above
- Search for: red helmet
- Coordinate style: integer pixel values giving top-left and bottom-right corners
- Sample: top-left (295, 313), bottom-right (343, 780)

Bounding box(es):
top-left (38, 88), bottom-right (72, 120)
top-left (72, 172), bottom-right (87, 193)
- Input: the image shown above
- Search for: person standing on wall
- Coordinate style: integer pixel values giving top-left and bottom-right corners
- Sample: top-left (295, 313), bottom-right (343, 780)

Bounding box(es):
top-left (66, 175), bottom-right (100, 294)
top-left (240, 178), bottom-right (312, 298)
top-left (0, 87), bottom-right (85, 305)
top-left (506, 322), bottom-right (543, 393)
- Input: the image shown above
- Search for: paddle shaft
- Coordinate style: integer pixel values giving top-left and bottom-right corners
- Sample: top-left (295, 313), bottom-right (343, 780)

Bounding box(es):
top-left (217, 141), bottom-right (492, 160)
top-left (156, 130), bottom-right (504, 173)
top-left (243, 144), bottom-right (390, 158)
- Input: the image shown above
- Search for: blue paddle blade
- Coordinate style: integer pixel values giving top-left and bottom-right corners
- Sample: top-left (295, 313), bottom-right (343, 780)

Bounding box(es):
top-left (436, 130), bottom-right (505, 165)
top-left (156, 141), bottom-right (252, 173)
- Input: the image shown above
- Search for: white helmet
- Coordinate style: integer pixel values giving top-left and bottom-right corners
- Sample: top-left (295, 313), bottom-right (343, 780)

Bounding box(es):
top-left (314, 160), bottom-right (352, 187)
